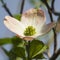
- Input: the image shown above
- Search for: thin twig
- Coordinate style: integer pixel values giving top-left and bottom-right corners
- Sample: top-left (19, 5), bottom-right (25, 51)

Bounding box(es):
top-left (41, 0), bottom-right (58, 59)
top-left (42, 0), bottom-right (57, 53)
top-left (48, 9), bottom-right (53, 22)
top-left (1, 0), bottom-right (13, 17)
top-left (20, 0), bottom-right (25, 14)
top-left (51, 0), bottom-right (57, 54)
top-left (41, 0), bottom-right (60, 16)
top-left (48, 7), bottom-right (57, 54)
top-left (49, 49), bottom-right (60, 60)
top-left (51, 0), bottom-right (55, 10)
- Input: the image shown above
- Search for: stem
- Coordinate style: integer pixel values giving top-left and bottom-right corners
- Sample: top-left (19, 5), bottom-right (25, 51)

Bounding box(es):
top-left (28, 41), bottom-right (31, 60)
top-left (1, 0), bottom-right (13, 17)
top-left (26, 41), bottom-right (31, 60)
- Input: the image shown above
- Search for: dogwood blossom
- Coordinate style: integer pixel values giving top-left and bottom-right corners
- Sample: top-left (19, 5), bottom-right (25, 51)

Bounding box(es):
top-left (4, 8), bottom-right (55, 40)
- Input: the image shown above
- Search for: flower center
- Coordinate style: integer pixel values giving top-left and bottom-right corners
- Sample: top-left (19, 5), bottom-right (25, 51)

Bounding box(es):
top-left (24, 26), bottom-right (36, 36)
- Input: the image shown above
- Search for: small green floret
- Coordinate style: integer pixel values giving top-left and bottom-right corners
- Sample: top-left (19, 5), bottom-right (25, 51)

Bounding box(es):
top-left (24, 26), bottom-right (36, 36)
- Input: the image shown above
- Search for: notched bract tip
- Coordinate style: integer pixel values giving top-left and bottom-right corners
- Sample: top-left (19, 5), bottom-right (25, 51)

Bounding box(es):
top-left (4, 16), bottom-right (9, 21)
top-left (4, 18), bottom-right (7, 21)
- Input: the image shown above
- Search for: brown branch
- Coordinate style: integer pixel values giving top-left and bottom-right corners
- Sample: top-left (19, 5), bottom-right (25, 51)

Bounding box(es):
top-left (20, 0), bottom-right (25, 14)
top-left (1, 0), bottom-right (13, 17)
top-left (49, 49), bottom-right (60, 60)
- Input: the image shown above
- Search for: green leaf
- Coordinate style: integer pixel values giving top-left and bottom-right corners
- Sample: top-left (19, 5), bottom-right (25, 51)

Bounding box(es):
top-left (12, 47), bottom-right (25, 58)
top-left (8, 47), bottom-right (25, 60)
top-left (0, 37), bottom-right (26, 59)
top-left (30, 40), bottom-right (47, 58)
top-left (13, 14), bottom-right (21, 21)
top-left (9, 49), bottom-right (16, 60)
top-left (33, 53), bottom-right (45, 59)
top-left (2, 47), bottom-right (16, 60)
top-left (12, 36), bottom-right (26, 47)
top-left (0, 36), bottom-right (23, 59)
top-left (16, 57), bottom-right (22, 60)
top-left (2, 47), bottom-right (9, 56)
top-left (12, 36), bottom-right (24, 47)
top-left (0, 36), bottom-right (24, 46)
top-left (0, 38), bottom-right (12, 45)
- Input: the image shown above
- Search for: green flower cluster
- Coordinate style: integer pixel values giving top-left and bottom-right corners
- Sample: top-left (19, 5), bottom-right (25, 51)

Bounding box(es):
top-left (24, 26), bottom-right (36, 36)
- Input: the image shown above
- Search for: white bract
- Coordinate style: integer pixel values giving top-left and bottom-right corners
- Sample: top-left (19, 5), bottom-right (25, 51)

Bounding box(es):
top-left (4, 8), bottom-right (55, 40)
